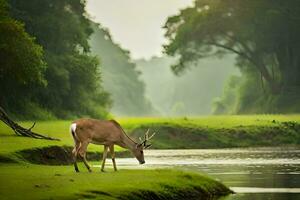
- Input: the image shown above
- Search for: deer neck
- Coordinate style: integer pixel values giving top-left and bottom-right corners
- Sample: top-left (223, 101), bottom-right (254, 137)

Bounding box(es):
top-left (120, 134), bottom-right (137, 151)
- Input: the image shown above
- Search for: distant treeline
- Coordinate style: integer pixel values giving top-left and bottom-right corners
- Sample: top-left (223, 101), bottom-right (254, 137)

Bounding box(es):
top-left (135, 56), bottom-right (237, 116)
top-left (164, 0), bottom-right (300, 114)
top-left (89, 22), bottom-right (154, 116)
top-left (0, 0), bottom-right (153, 119)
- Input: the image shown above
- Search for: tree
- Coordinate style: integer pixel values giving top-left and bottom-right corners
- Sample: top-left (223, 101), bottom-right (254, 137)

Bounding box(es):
top-left (0, 0), bottom-right (46, 116)
top-left (8, 0), bottom-right (111, 119)
top-left (0, 0), bottom-right (58, 139)
top-left (164, 0), bottom-right (300, 96)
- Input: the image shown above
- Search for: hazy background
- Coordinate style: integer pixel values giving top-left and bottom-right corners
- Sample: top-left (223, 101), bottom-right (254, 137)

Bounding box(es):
top-left (135, 57), bottom-right (238, 116)
top-left (86, 0), bottom-right (194, 59)
top-left (86, 0), bottom-right (237, 116)
top-left (3, 0), bottom-right (297, 119)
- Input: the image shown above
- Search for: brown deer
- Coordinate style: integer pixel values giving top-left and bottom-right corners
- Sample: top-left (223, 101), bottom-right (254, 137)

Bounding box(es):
top-left (70, 118), bottom-right (155, 172)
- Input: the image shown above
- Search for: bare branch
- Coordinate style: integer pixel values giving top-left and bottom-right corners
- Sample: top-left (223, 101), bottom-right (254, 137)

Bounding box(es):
top-left (27, 122), bottom-right (36, 131)
top-left (0, 106), bottom-right (59, 141)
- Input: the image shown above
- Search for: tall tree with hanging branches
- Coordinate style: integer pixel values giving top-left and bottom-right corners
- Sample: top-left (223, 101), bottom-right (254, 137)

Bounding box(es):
top-left (164, 0), bottom-right (300, 96)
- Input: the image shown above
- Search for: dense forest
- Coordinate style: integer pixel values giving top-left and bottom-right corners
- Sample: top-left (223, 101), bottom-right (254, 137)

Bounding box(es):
top-left (135, 56), bottom-right (237, 115)
top-left (164, 0), bottom-right (300, 114)
top-left (0, 0), bottom-right (153, 119)
top-left (0, 0), bottom-right (110, 119)
top-left (1, 0), bottom-right (300, 119)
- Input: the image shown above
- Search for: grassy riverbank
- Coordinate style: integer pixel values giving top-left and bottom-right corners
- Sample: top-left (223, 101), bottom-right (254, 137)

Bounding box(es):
top-left (0, 117), bottom-right (240, 199)
top-left (1, 115), bottom-right (298, 199)
top-left (0, 164), bottom-right (231, 200)
top-left (0, 115), bottom-right (299, 160)
top-left (127, 115), bottom-right (300, 149)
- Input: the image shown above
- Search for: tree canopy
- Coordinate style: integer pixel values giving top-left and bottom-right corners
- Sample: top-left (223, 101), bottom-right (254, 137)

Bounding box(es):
top-left (1, 0), bottom-right (111, 119)
top-left (164, 0), bottom-right (300, 113)
top-left (0, 0), bottom-right (46, 117)
top-left (1, 0), bottom-right (154, 119)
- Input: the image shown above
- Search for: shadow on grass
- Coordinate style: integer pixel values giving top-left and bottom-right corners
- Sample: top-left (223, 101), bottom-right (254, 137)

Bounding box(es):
top-left (77, 190), bottom-right (113, 199)
top-left (0, 154), bottom-right (17, 163)
top-left (15, 145), bottom-right (131, 165)
top-left (119, 184), bottom-right (232, 200)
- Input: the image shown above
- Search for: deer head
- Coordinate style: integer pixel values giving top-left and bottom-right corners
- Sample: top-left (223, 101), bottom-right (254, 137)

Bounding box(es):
top-left (132, 129), bottom-right (156, 164)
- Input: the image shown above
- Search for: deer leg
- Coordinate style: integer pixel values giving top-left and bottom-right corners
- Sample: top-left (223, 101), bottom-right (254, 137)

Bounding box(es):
top-left (72, 142), bottom-right (81, 172)
top-left (79, 142), bottom-right (92, 172)
top-left (101, 145), bottom-right (109, 172)
top-left (109, 145), bottom-right (117, 171)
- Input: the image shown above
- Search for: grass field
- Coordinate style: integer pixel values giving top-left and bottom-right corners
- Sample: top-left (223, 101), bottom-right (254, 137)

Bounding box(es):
top-left (0, 115), bottom-right (299, 158)
top-left (118, 115), bottom-right (300, 129)
top-left (0, 163), bottom-right (231, 200)
top-left (0, 115), bottom-right (299, 199)
top-left (122, 115), bottom-right (300, 148)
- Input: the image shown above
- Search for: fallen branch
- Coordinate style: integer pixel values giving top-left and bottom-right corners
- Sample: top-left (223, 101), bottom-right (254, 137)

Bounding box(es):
top-left (0, 106), bottom-right (59, 140)
top-left (27, 122), bottom-right (36, 131)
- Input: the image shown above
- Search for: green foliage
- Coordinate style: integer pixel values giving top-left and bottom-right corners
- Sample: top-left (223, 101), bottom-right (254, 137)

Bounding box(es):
top-left (3, 0), bottom-right (111, 119)
top-left (39, 52), bottom-right (111, 118)
top-left (164, 0), bottom-right (300, 113)
top-left (0, 0), bottom-right (46, 116)
top-left (89, 22), bottom-right (154, 116)
top-left (212, 75), bottom-right (241, 114)
top-left (9, 0), bottom-right (92, 54)
top-left (214, 66), bottom-right (300, 114)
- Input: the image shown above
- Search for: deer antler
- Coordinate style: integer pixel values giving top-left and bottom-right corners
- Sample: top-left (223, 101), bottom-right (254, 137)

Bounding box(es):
top-left (140, 129), bottom-right (156, 148)
top-left (147, 132), bottom-right (156, 140)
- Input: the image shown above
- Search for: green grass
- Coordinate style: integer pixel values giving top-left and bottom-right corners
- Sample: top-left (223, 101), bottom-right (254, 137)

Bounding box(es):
top-left (118, 115), bottom-right (300, 129)
top-left (122, 115), bottom-right (300, 149)
top-left (0, 120), bottom-right (122, 156)
top-left (1, 115), bottom-right (300, 157)
top-left (3, 115), bottom-right (298, 199)
top-left (0, 163), bottom-right (231, 200)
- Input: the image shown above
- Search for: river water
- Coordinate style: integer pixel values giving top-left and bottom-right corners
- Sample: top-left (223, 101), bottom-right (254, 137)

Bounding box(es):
top-left (94, 147), bottom-right (300, 200)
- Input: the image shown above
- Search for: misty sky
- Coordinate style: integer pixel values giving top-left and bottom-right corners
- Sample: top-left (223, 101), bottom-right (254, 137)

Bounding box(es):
top-left (86, 0), bottom-right (194, 59)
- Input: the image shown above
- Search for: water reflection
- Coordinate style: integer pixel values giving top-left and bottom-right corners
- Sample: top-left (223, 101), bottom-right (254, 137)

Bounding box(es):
top-left (93, 147), bottom-right (300, 200)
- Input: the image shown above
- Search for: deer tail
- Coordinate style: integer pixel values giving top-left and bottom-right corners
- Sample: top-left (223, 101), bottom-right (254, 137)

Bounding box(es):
top-left (70, 123), bottom-right (77, 144)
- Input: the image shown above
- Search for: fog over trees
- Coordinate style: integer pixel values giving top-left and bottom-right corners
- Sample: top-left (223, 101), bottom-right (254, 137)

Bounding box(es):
top-left (89, 22), bottom-right (154, 116)
top-left (164, 0), bottom-right (300, 114)
top-left (1, 0), bottom-right (299, 119)
top-left (135, 56), bottom-right (238, 116)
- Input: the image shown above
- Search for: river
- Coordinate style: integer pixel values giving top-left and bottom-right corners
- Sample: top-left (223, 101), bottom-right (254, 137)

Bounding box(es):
top-left (94, 147), bottom-right (300, 200)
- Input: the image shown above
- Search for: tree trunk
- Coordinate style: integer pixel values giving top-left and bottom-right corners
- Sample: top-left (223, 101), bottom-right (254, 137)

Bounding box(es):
top-left (0, 106), bottom-right (59, 140)
top-left (258, 63), bottom-right (281, 94)
top-left (276, 46), bottom-right (300, 95)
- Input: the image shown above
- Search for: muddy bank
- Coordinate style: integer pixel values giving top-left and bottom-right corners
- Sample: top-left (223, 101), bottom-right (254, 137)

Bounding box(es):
top-left (17, 145), bottom-right (131, 165)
